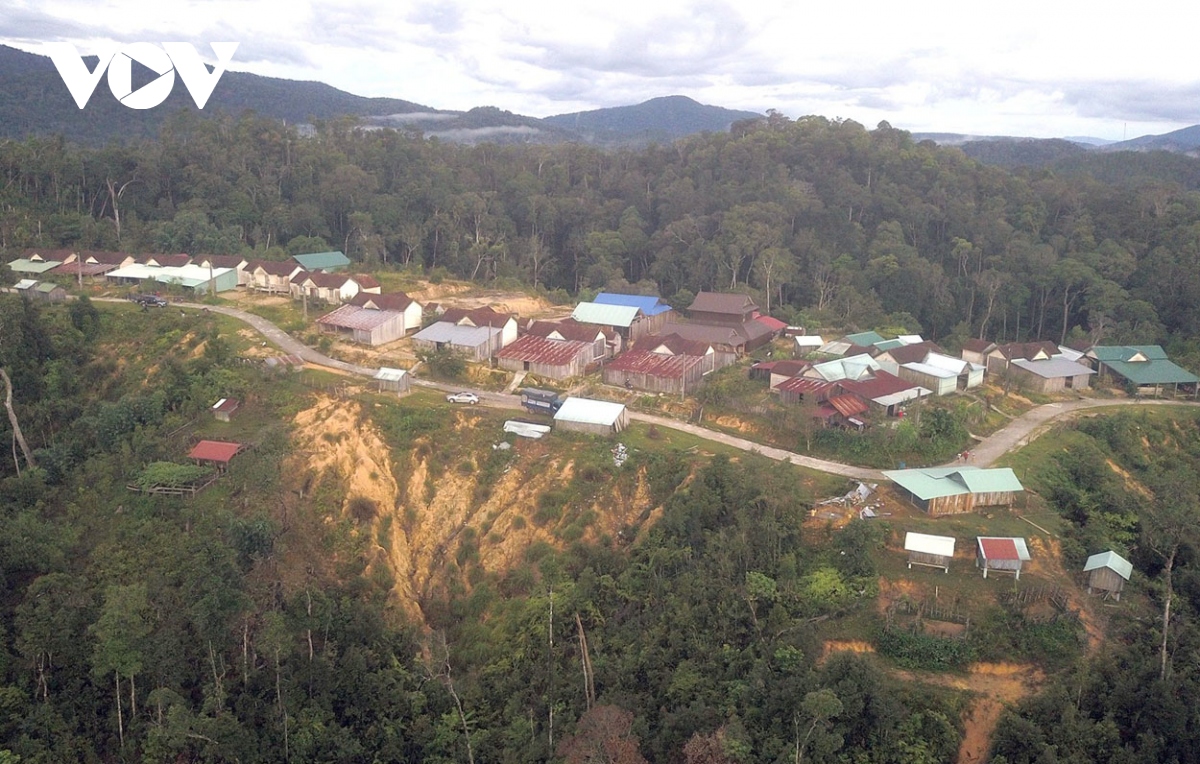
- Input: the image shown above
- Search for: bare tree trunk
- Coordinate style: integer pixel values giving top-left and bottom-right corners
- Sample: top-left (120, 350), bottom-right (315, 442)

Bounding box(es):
top-left (1162, 546), bottom-right (1177, 681)
top-left (115, 672), bottom-right (124, 747)
top-left (1, 368), bottom-right (35, 473)
top-left (575, 613), bottom-right (595, 710)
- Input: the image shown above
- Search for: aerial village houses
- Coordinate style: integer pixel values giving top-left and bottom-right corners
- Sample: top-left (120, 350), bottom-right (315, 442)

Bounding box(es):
top-left (894, 352), bottom-right (986, 395)
top-left (292, 251), bottom-right (351, 272)
top-left (211, 398), bottom-right (240, 422)
top-left (374, 367), bottom-right (411, 396)
top-left (249, 260), bottom-right (305, 294)
top-left (289, 272), bottom-right (381, 304)
top-left (412, 306), bottom-right (518, 361)
top-left (106, 263), bottom-right (239, 295)
top-left (496, 334), bottom-right (594, 379)
top-left (678, 292), bottom-right (775, 352)
top-left (904, 532), bottom-right (956, 573)
top-left (976, 537), bottom-right (1031, 579)
top-left (602, 333), bottom-right (716, 395)
top-left (195, 255), bottom-right (252, 286)
top-left (553, 397), bottom-right (630, 437)
top-left (571, 302), bottom-right (651, 343)
top-left (139, 253), bottom-right (192, 267)
top-left (187, 440), bottom-right (246, 472)
top-left (1085, 345), bottom-right (1199, 398)
top-left (316, 303), bottom-right (409, 346)
top-left (1084, 551), bottom-right (1133, 600)
top-left (7, 252), bottom-right (66, 277)
top-left (592, 292), bottom-right (674, 335)
top-left (883, 466), bottom-right (1025, 515)
top-left (525, 319), bottom-right (616, 360)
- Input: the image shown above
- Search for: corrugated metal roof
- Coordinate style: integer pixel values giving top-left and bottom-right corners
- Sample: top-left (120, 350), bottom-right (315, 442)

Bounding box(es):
top-left (374, 367), bottom-right (408, 382)
top-left (594, 292), bottom-right (672, 316)
top-left (571, 302), bottom-right (642, 328)
top-left (777, 377), bottom-right (833, 396)
top-left (7, 258), bottom-right (62, 273)
top-left (1011, 357), bottom-right (1096, 379)
top-left (52, 262), bottom-right (117, 276)
top-left (1088, 345), bottom-right (1170, 362)
top-left (13, 279), bottom-right (37, 289)
top-left (1055, 345), bottom-right (1084, 362)
top-left (923, 352), bottom-right (978, 374)
top-left (554, 397), bottom-right (627, 426)
top-left (1083, 550), bottom-right (1133, 580)
top-left (827, 394), bottom-right (869, 417)
top-left (882, 466), bottom-right (1024, 500)
top-left (978, 537), bottom-right (1020, 561)
top-left (187, 440), bottom-right (242, 462)
top-left (497, 334), bottom-right (591, 366)
top-left (350, 292), bottom-right (416, 311)
top-left (607, 350), bottom-right (703, 378)
top-left (212, 398), bottom-right (240, 412)
top-left (292, 251), bottom-right (350, 270)
top-left (844, 330), bottom-right (886, 346)
top-left (108, 263), bottom-right (235, 288)
top-left (902, 361), bottom-right (958, 380)
top-left (413, 322), bottom-right (500, 346)
top-left (251, 260), bottom-right (303, 276)
top-left (905, 532), bottom-right (955, 558)
top-left (755, 315), bottom-right (787, 331)
top-left (1099, 358), bottom-right (1198, 385)
top-left (794, 335), bottom-right (824, 348)
top-left (978, 536), bottom-right (1031, 561)
top-left (317, 304), bottom-right (404, 331)
top-left (810, 354), bottom-right (882, 381)
top-left (687, 291), bottom-right (758, 315)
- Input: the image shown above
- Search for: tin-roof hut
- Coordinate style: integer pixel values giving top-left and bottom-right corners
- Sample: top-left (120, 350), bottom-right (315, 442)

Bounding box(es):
top-left (904, 532), bottom-right (955, 573)
top-left (976, 537), bottom-right (1030, 579)
top-left (1084, 551), bottom-right (1133, 600)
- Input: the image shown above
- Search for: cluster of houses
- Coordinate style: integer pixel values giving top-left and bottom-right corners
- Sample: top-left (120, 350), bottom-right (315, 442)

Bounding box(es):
top-left (757, 329), bottom-right (1199, 431)
top-left (881, 466), bottom-right (1132, 598)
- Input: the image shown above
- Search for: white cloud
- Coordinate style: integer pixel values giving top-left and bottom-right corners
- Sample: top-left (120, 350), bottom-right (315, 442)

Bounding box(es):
top-left (3, 0), bottom-right (1198, 140)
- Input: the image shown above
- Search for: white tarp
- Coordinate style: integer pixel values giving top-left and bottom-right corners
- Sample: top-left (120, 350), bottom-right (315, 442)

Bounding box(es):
top-left (904, 532), bottom-right (956, 558)
top-left (504, 420), bottom-right (552, 439)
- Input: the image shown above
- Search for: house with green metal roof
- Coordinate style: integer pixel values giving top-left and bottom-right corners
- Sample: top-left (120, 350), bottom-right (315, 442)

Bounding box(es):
top-left (844, 330), bottom-right (887, 347)
top-left (1085, 345), bottom-right (1198, 398)
top-left (291, 251), bottom-right (351, 272)
top-left (882, 466), bottom-right (1024, 516)
top-left (7, 257), bottom-right (63, 276)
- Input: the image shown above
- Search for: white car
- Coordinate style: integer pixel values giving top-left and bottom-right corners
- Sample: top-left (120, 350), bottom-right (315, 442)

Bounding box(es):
top-left (446, 391), bottom-right (480, 405)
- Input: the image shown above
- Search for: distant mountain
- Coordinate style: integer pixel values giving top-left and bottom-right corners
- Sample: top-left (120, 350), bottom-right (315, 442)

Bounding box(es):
top-left (1101, 124), bottom-right (1200, 154)
top-left (955, 138), bottom-right (1091, 168)
top-left (0, 44), bottom-right (441, 144)
top-left (1063, 136), bottom-right (1117, 147)
top-left (544, 96), bottom-right (762, 143)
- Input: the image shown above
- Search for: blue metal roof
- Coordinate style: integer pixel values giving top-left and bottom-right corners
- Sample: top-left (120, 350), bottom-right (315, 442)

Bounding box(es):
top-left (593, 292), bottom-right (672, 316)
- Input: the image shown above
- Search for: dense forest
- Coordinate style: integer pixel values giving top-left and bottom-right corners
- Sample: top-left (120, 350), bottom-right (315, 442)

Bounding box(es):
top-left (3, 111), bottom-right (1200, 363)
top-left (6, 111), bottom-right (1200, 763)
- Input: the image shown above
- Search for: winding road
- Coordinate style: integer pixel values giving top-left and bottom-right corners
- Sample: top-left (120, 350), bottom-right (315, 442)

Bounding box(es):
top-left (181, 300), bottom-right (1199, 481)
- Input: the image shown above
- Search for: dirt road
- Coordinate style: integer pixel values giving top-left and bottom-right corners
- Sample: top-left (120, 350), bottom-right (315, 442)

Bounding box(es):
top-left (162, 300), bottom-right (1198, 479)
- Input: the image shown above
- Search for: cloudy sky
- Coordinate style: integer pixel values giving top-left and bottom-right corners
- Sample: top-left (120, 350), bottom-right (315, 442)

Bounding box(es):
top-left (4, 0), bottom-right (1197, 141)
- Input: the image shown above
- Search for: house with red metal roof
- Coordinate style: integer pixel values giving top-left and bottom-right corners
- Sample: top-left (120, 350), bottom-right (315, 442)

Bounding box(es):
top-left (187, 440), bottom-right (245, 470)
top-left (976, 536), bottom-right (1031, 579)
top-left (248, 260), bottom-right (305, 293)
top-left (497, 334), bottom-right (594, 379)
top-left (347, 292), bottom-right (423, 336)
top-left (602, 333), bottom-right (717, 395)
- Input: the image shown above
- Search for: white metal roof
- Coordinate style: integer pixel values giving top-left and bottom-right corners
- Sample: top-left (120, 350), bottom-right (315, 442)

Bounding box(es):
top-left (794, 335), bottom-right (824, 348)
top-left (902, 361), bottom-right (959, 380)
top-left (13, 278), bottom-right (37, 289)
top-left (374, 367), bottom-right (408, 382)
top-left (1083, 550), bottom-right (1133, 580)
top-left (554, 397), bottom-right (627, 426)
top-left (1012, 357), bottom-right (1096, 379)
top-left (923, 352), bottom-right (981, 375)
top-left (904, 532), bottom-right (956, 558)
top-left (412, 322), bottom-right (500, 346)
top-left (872, 386), bottom-right (932, 407)
top-left (1055, 346), bottom-right (1085, 362)
top-left (107, 263), bottom-right (234, 288)
top-left (571, 302), bottom-right (642, 328)
top-left (896, 334), bottom-right (925, 345)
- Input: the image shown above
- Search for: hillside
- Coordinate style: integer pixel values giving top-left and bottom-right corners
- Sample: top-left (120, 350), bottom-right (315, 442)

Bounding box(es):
top-left (544, 94), bottom-right (762, 143)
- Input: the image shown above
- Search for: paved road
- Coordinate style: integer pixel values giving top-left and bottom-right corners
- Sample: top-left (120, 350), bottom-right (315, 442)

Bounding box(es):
top-left (148, 299), bottom-right (1198, 481)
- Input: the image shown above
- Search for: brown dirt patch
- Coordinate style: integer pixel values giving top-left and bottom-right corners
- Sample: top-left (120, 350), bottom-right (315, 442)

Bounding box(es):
top-left (820, 640), bottom-right (875, 661)
top-left (1106, 458), bottom-right (1153, 499)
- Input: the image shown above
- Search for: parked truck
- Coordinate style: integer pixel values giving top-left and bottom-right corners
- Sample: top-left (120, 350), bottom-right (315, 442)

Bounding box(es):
top-left (519, 388), bottom-right (563, 415)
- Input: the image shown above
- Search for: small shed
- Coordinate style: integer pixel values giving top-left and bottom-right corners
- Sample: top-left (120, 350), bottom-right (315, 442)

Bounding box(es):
top-left (374, 367), bottom-right (411, 395)
top-left (976, 537), bottom-right (1030, 579)
top-left (1084, 550), bottom-right (1133, 600)
top-left (187, 440), bottom-right (245, 471)
top-left (553, 397), bottom-right (629, 437)
top-left (34, 282), bottom-right (68, 303)
top-left (904, 532), bottom-right (956, 573)
top-left (211, 398), bottom-right (240, 422)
